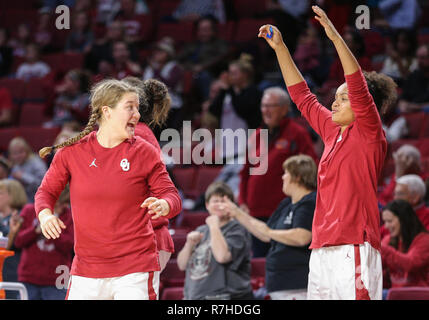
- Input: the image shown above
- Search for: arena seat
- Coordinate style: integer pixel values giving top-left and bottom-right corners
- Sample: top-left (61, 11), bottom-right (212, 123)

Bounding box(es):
top-left (0, 79), bottom-right (25, 104)
top-left (386, 287), bottom-right (429, 300)
top-left (22, 78), bottom-right (47, 102)
top-left (160, 259), bottom-right (185, 288)
top-left (177, 210), bottom-right (209, 231)
top-left (171, 233), bottom-right (187, 259)
top-left (403, 112), bottom-right (426, 139)
top-left (161, 287), bottom-right (184, 300)
top-left (193, 166), bottom-right (222, 195)
top-left (251, 257), bottom-right (266, 278)
top-left (232, 0), bottom-right (267, 18)
top-left (170, 166), bottom-right (198, 198)
top-left (19, 103), bottom-right (49, 127)
top-left (18, 127), bottom-right (61, 153)
top-left (0, 127), bottom-right (20, 153)
top-left (234, 18), bottom-right (275, 43)
top-left (156, 21), bottom-right (194, 45)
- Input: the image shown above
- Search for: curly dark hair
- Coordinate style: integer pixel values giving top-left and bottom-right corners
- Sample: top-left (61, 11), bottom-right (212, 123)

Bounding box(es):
top-left (363, 71), bottom-right (398, 116)
top-left (121, 77), bottom-right (171, 128)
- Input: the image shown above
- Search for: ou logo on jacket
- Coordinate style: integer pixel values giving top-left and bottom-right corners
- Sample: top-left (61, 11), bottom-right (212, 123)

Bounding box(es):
top-left (120, 158), bottom-right (130, 172)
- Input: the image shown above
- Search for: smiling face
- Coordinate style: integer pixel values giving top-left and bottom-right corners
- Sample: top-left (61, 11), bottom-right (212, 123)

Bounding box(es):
top-left (331, 83), bottom-right (355, 127)
top-left (102, 92), bottom-right (140, 140)
top-left (382, 209), bottom-right (401, 238)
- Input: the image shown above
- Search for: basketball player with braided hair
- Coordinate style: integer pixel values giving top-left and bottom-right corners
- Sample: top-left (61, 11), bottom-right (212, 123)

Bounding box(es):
top-left (122, 76), bottom-right (173, 272)
top-left (259, 6), bottom-right (398, 299)
top-left (35, 79), bottom-right (182, 300)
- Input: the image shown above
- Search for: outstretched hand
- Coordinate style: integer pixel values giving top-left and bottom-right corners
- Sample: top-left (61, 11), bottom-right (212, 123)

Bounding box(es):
top-left (258, 24), bottom-right (284, 50)
top-left (312, 5), bottom-right (341, 42)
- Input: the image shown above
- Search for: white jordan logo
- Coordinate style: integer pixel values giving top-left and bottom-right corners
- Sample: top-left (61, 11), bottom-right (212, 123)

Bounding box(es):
top-left (89, 158), bottom-right (98, 168)
top-left (120, 158), bottom-right (130, 172)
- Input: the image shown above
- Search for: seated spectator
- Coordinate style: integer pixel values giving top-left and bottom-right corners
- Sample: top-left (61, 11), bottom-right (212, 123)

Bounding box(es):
top-left (223, 154), bottom-right (317, 300)
top-left (394, 174), bottom-right (429, 229)
top-left (111, 40), bottom-right (142, 79)
top-left (170, 0), bottom-right (226, 23)
top-left (0, 27), bottom-right (13, 77)
top-left (113, 0), bottom-right (150, 45)
top-left (46, 121), bottom-right (81, 167)
top-left (65, 10), bottom-right (94, 54)
top-left (43, 69), bottom-right (90, 128)
top-left (177, 15), bottom-right (229, 99)
top-left (238, 86), bottom-right (317, 257)
top-left (8, 137), bottom-right (47, 202)
top-left (14, 185), bottom-right (74, 300)
top-left (143, 38), bottom-right (184, 130)
top-left (377, 0), bottom-right (421, 31)
top-left (8, 23), bottom-right (32, 58)
top-left (381, 29), bottom-right (418, 85)
top-left (96, 0), bottom-right (148, 24)
top-left (0, 157), bottom-right (11, 180)
top-left (177, 182), bottom-right (253, 300)
top-left (381, 200), bottom-right (429, 299)
top-left (397, 44), bottom-right (429, 113)
top-left (0, 178), bottom-right (28, 299)
top-left (34, 7), bottom-right (54, 53)
top-left (15, 43), bottom-right (51, 81)
top-left (0, 87), bottom-right (13, 127)
top-left (379, 144), bottom-right (428, 206)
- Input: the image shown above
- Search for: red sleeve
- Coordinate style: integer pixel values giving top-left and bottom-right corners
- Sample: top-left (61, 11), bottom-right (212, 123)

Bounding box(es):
top-left (13, 204), bottom-right (39, 249)
top-left (345, 69), bottom-right (385, 142)
top-left (145, 149), bottom-right (182, 220)
top-left (287, 81), bottom-right (338, 142)
top-left (381, 233), bottom-right (429, 272)
top-left (34, 148), bottom-right (71, 217)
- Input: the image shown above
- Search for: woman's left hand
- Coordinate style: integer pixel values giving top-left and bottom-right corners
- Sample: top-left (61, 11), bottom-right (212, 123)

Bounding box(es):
top-left (141, 197), bottom-right (170, 219)
top-left (312, 5), bottom-right (341, 42)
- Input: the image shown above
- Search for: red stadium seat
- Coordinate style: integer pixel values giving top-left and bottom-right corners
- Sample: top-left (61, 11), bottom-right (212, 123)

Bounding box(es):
top-left (403, 112), bottom-right (426, 139)
top-left (218, 21), bottom-right (236, 43)
top-left (251, 257), bottom-right (266, 278)
top-left (0, 79), bottom-right (25, 103)
top-left (171, 233), bottom-right (187, 258)
top-left (170, 166), bottom-right (198, 198)
top-left (0, 127), bottom-right (20, 153)
top-left (421, 113), bottom-right (429, 138)
top-left (234, 18), bottom-right (275, 43)
top-left (177, 211), bottom-right (209, 231)
top-left (19, 103), bottom-right (49, 127)
top-left (386, 287), bottom-right (429, 300)
top-left (22, 78), bottom-right (48, 102)
top-left (18, 127), bottom-right (61, 153)
top-left (161, 287), bottom-right (184, 300)
top-left (160, 259), bottom-right (185, 288)
top-left (156, 22), bottom-right (194, 45)
top-left (193, 166), bottom-right (222, 194)
top-left (232, 0), bottom-right (267, 18)
top-left (418, 138), bottom-right (429, 158)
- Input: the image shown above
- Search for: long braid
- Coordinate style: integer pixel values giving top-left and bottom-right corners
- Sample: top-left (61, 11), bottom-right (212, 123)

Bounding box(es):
top-left (39, 111), bottom-right (99, 158)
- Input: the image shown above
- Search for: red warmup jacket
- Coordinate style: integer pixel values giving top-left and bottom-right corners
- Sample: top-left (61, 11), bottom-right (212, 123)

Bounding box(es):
top-left (381, 233), bottom-right (429, 288)
top-left (135, 122), bottom-right (174, 253)
top-left (239, 117), bottom-right (317, 219)
top-left (35, 132), bottom-right (181, 278)
top-left (14, 204), bottom-right (74, 286)
top-left (288, 69), bottom-right (387, 250)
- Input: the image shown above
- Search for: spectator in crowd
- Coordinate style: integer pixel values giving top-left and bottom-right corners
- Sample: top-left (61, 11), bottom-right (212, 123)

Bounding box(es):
top-left (382, 115), bottom-right (408, 143)
top-left (14, 186), bottom-right (74, 300)
top-left (111, 40), bottom-right (142, 79)
top-left (224, 154), bottom-right (317, 300)
top-left (0, 157), bottom-right (11, 180)
top-left (8, 23), bottom-right (32, 58)
top-left (0, 87), bottom-right (13, 127)
top-left (0, 179), bottom-right (28, 299)
top-left (0, 27), bottom-right (13, 77)
top-left (378, 144), bottom-right (428, 206)
top-left (397, 44), bottom-right (429, 113)
top-left (43, 69), bottom-right (91, 128)
top-left (377, 0), bottom-right (421, 31)
top-left (15, 43), bottom-right (51, 81)
top-left (113, 0), bottom-right (150, 45)
top-left (381, 200), bottom-right (429, 298)
top-left (65, 10), bottom-right (94, 54)
top-left (381, 29), bottom-right (418, 85)
top-left (143, 38), bottom-right (184, 130)
top-left (8, 137), bottom-right (47, 202)
top-left (238, 87), bottom-right (317, 257)
top-left (208, 54), bottom-right (263, 163)
top-left (34, 7), bottom-right (54, 54)
top-left (178, 182), bottom-right (253, 300)
top-left (170, 0), bottom-right (226, 23)
top-left (394, 174), bottom-right (429, 229)
top-left (177, 15), bottom-right (229, 99)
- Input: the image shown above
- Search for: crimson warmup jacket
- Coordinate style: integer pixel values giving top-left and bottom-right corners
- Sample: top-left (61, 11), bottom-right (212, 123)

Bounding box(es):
top-left (287, 69), bottom-right (387, 250)
top-left (35, 132), bottom-right (181, 278)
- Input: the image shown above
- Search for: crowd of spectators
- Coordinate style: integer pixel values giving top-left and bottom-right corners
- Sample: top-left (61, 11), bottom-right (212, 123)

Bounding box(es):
top-left (0, 0), bottom-right (428, 300)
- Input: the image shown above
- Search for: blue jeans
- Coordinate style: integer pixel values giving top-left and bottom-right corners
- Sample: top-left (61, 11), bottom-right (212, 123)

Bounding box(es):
top-left (23, 282), bottom-right (67, 300)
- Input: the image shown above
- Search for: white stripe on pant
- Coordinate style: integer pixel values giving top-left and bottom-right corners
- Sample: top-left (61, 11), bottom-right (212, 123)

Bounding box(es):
top-left (66, 271), bottom-right (160, 300)
top-left (307, 242), bottom-right (382, 300)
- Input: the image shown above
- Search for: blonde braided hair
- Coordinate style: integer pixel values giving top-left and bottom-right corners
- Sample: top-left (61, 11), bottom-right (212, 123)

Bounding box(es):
top-left (39, 79), bottom-right (139, 158)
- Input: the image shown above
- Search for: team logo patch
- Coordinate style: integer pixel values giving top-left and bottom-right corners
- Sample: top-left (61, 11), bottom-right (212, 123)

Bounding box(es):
top-left (120, 158), bottom-right (130, 171)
